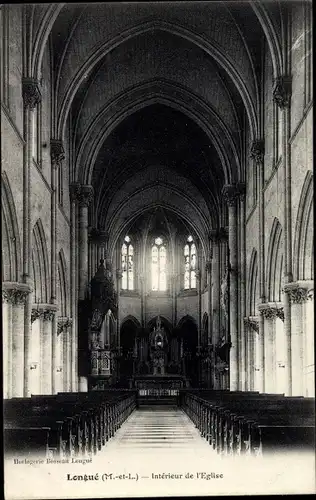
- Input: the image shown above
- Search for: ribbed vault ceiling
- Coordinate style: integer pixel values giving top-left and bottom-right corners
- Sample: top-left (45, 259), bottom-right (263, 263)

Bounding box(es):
top-left (41, 2), bottom-right (281, 247)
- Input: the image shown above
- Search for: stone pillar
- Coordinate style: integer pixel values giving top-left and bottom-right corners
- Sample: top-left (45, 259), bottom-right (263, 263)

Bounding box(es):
top-left (205, 259), bottom-right (212, 343)
top-left (78, 185), bottom-right (94, 300)
top-left (58, 317), bottom-right (72, 392)
top-left (69, 183), bottom-right (81, 391)
top-left (196, 269), bottom-right (202, 347)
top-left (284, 284), bottom-right (312, 396)
top-left (170, 273), bottom-right (177, 328)
top-left (259, 305), bottom-right (279, 393)
top-left (257, 313), bottom-right (265, 392)
top-left (3, 285), bottom-right (31, 398)
top-left (2, 291), bottom-right (13, 398)
top-left (40, 308), bottom-right (56, 394)
top-left (238, 189), bottom-right (246, 390)
top-left (116, 269), bottom-right (123, 348)
top-left (211, 231), bottom-right (221, 346)
top-left (244, 317), bottom-right (259, 391)
top-left (50, 140), bottom-right (65, 394)
top-left (273, 76), bottom-right (292, 395)
top-left (22, 78), bottom-right (41, 397)
top-left (140, 272), bottom-right (145, 329)
top-left (222, 185), bottom-right (240, 391)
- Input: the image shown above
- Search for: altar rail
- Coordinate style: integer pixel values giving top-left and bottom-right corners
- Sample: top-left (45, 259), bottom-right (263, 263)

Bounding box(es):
top-left (138, 388), bottom-right (179, 397)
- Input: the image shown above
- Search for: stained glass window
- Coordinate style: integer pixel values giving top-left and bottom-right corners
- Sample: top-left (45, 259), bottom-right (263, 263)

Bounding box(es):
top-left (121, 236), bottom-right (134, 290)
top-left (184, 236), bottom-right (197, 289)
top-left (152, 237), bottom-right (167, 291)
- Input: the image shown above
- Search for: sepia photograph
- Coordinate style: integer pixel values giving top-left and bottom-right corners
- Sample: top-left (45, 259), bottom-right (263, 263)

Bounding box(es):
top-left (1, 1), bottom-right (315, 498)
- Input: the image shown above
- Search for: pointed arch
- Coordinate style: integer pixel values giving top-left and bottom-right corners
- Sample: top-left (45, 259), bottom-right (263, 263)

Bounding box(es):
top-left (121, 315), bottom-right (141, 330)
top-left (248, 248), bottom-right (258, 316)
top-left (32, 219), bottom-right (50, 303)
top-left (293, 171), bottom-right (313, 281)
top-left (177, 315), bottom-right (198, 329)
top-left (57, 249), bottom-right (69, 316)
top-left (147, 316), bottom-right (172, 334)
top-left (1, 172), bottom-right (22, 282)
top-left (266, 218), bottom-right (283, 302)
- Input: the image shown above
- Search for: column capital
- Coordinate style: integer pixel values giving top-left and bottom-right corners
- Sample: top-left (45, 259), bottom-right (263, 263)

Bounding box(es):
top-left (22, 78), bottom-right (41, 109)
top-left (78, 185), bottom-right (94, 207)
top-left (283, 284), bottom-right (313, 304)
top-left (222, 184), bottom-right (244, 207)
top-left (273, 75), bottom-right (292, 109)
top-left (2, 282), bottom-right (32, 305)
top-left (69, 182), bottom-right (81, 203)
top-left (57, 317), bottom-right (73, 334)
top-left (258, 303), bottom-right (282, 320)
top-left (50, 139), bottom-right (65, 167)
top-left (250, 140), bottom-right (265, 165)
top-left (31, 303), bottom-right (58, 322)
top-left (244, 316), bottom-right (259, 332)
top-left (43, 310), bottom-right (55, 322)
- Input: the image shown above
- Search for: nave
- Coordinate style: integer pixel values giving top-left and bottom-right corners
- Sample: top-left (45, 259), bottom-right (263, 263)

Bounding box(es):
top-left (4, 388), bottom-right (315, 498)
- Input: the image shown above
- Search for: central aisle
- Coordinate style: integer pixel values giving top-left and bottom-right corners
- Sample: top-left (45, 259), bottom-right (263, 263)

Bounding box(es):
top-left (102, 405), bottom-right (215, 451)
top-left (5, 405), bottom-right (314, 498)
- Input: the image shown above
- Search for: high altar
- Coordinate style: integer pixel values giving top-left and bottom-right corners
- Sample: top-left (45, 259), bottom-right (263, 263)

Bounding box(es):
top-left (132, 316), bottom-right (188, 393)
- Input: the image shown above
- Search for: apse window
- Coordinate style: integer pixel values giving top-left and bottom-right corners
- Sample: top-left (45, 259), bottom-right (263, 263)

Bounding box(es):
top-left (184, 236), bottom-right (196, 289)
top-left (121, 236), bottom-right (134, 290)
top-left (152, 237), bottom-right (167, 291)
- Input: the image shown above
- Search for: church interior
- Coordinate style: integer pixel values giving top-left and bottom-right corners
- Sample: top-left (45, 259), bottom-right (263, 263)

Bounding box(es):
top-left (2, 1), bottom-right (315, 479)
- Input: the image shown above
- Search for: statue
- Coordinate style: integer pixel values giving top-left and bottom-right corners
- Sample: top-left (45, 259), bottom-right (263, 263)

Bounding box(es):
top-left (149, 316), bottom-right (168, 375)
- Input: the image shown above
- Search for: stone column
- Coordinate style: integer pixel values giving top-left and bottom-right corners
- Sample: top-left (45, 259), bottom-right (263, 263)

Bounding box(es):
top-left (250, 141), bottom-right (266, 392)
top-left (69, 183), bottom-right (81, 391)
top-left (2, 290), bottom-right (13, 399)
top-left (58, 317), bottom-right (72, 392)
top-left (284, 285), bottom-right (312, 396)
top-left (273, 76), bottom-right (292, 395)
top-left (196, 269), bottom-right (202, 347)
top-left (140, 273), bottom-right (145, 329)
top-left (40, 307), bottom-right (56, 394)
top-left (78, 185), bottom-right (94, 300)
top-left (116, 270), bottom-right (123, 348)
top-left (238, 188), bottom-right (246, 390)
top-left (22, 78), bottom-right (41, 397)
top-left (222, 185), bottom-right (240, 391)
top-left (12, 291), bottom-right (29, 397)
top-left (50, 140), bottom-right (65, 394)
top-left (259, 305), bottom-right (278, 393)
top-left (244, 317), bottom-right (259, 391)
top-left (210, 230), bottom-right (221, 347)
top-left (3, 285), bottom-right (31, 397)
top-left (170, 273), bottom-right (177, 327)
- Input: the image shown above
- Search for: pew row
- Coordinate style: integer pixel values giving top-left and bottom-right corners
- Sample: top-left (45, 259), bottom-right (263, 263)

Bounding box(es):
top-left (4, 390), bottom-right (137, 459)
top-left (179, 390), bottom-right (315, 456)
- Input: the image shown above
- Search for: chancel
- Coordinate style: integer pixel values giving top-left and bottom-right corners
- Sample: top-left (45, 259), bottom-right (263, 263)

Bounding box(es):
top-left (1, 0), bottom-right (315, 483)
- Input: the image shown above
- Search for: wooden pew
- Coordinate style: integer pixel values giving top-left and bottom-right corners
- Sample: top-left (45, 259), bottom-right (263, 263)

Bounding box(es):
top-left (179, 390), bottom-right (315, 456)
top-left (4, 390), bottom-right (137, 459)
